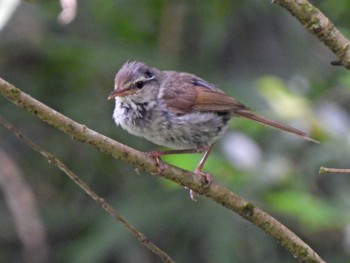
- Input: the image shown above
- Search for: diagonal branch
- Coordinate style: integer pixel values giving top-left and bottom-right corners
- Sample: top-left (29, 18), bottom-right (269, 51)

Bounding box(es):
top-left (273, 0), bottom-right (350, 69)
top-left (0, 114), bottom-right (175, 263)
top-left (0, 77), bottom-right (325, 262)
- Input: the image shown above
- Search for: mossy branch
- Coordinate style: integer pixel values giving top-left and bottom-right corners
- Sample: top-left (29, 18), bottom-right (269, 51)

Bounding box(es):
top-left (273, 0), bottom-right (350, 69)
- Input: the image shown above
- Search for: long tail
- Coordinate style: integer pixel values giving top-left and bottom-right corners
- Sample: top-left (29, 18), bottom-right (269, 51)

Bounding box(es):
top-left (236, 110), bottom-right (319, 143)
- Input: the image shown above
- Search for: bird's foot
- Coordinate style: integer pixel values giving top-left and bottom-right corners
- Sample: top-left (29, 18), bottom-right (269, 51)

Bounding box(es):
top-left (195, 169), bottom-right (212, 187)
top-left (147, 151), bottom-right (166, 175)
top-left (189, 169), bottom-right (212, 201)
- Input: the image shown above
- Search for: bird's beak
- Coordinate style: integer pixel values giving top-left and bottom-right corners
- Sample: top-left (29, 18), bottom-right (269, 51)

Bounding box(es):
top-left (108, 88), bottom-right (133, 100)
top-left (108, 89), bottom-right (120, 100)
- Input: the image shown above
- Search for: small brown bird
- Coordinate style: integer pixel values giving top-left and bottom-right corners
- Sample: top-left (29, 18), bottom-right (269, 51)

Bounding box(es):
top-left (108, 61), bottom-right (317, 199)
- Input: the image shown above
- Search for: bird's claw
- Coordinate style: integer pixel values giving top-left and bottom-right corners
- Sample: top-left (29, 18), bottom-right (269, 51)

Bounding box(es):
top-left (147, 151), bottom-right (166, 175)
top-left (195, 169), bottom-right (212, 187)
top-left (189, 170), bottom-right (212, 201)
top-left (189, 189), bottom-right (197, 201)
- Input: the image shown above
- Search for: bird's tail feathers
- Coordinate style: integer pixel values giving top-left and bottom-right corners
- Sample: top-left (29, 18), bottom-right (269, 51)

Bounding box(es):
top-left (236, 110), bottom-right (318, 143)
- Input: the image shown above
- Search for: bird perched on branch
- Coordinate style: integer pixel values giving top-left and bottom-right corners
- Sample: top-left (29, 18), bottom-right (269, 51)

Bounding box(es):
top-left (108, 61), bottom-right (317, 199)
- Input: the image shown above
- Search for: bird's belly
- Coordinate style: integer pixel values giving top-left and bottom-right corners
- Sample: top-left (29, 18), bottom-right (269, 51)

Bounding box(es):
top-left (114, 105), bottom-right (231, 149)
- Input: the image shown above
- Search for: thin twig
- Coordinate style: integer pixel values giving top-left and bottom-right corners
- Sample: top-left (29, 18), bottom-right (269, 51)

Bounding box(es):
top-left (0, 114), bottom-right (175, 263)
top-left (0, 78), bottom-right (325, 262)
top-left (319, 166), bottom-right (350, 174)
top-left (330, 60), bottom-right (343, 66)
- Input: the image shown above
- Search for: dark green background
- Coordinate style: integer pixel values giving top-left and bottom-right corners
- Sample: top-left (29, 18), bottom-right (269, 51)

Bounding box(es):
top-left (1, 1), bottom-right (350, 262)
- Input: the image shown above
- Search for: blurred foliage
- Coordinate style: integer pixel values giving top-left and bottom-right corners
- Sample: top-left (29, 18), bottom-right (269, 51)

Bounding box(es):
top-left (265, 190), bottom-right (343, 231)
top-left (1, 0), bottom-right (350, 262)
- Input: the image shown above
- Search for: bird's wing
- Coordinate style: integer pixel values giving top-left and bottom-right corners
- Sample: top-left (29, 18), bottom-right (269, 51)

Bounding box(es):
top-left (160, 72), bottom-right (318, 142)
top-left (160, 73), bottom-right (249, 114)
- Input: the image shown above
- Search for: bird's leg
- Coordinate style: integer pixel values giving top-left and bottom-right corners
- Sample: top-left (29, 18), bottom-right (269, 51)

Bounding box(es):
top-left (190, 145), bottom-right (213, 200)
top-left (148, 147), bottom-right (207, 157)
top-left (147, 147), bottom-right (207, 173)
top-left (148, 146), bottom-right (213, 201)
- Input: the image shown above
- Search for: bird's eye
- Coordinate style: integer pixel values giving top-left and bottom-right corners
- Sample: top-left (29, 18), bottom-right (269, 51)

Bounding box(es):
top-left (135, 81), bottom-right (144, 89)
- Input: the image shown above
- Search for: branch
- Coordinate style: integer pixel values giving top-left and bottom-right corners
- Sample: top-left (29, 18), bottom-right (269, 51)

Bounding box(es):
top-left (0, 114), bottom-right (174, 263)
top-left (0, 149), bottom-right (48, 263)
top-left (319, 166), bottom-right (350, 174)
top-left (0, 77), bottom-right (325, 262)
top-left (273, 0), bottom-right (350, 69)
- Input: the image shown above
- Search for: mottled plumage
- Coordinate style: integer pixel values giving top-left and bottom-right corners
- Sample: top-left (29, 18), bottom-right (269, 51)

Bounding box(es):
top-left (108, 61), bottom-right (316, 195)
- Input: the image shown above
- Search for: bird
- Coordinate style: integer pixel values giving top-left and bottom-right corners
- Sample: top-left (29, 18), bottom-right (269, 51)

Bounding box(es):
top-left (108, 61), bottom-right (317, 199)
